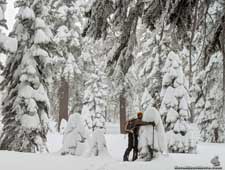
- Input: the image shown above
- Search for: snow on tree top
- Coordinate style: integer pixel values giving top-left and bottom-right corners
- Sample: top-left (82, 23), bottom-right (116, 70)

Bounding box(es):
top-left (163, 51), bottom-right (182, 71)
top-left (22, 64), bottom-right (36, 75)
top-left (21, 50), bottom-right (37, 67)
top-left (34, 29), bottom-right (51, 44)
top-left (174, 86), bottom-right (188, 99)
top-left (55, 25), bottom-right (69, 42)
top-left (18, 83), bottom-right (50, 110)
top-left (65, 113), bottom-right (82, 133)
top-left (57, 6), bottom-right (68, 17)
top-left (143, 106), bottom-right (161, 124)
top-left (173, 119), bottom-right (189, 132)
top-left (35, 17), bottom-right (46, 29)
top-left (166, 108), bottom-right (179, 123)
top-left (17, 6), bottom-right (35, 20)
top-left (32, 46), bottom-right (48, 58)
top-left (20, 113), bottom-right (41, 129)
top-left (161, 87), bottom-right (178, 108)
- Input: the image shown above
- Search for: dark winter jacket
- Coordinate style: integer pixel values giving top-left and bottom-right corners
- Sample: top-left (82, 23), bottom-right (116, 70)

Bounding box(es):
top-left (125, 118), bottom-right (155, 135)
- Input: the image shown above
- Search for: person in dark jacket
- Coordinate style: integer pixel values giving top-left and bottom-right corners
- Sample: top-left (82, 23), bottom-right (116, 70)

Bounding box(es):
top-left (123, 112), bottom-right (155, 161)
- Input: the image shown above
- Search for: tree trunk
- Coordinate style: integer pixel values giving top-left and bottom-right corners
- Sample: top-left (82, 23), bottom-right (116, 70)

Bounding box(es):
top-left (188, 0), bottom-right (199, 123)
top-left (58, 77), bottom-right (69, 131)
top-left (120, 88), bottom-right (126, 134)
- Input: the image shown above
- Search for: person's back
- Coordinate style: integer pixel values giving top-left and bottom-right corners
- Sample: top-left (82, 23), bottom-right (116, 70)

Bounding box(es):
top-left (125, 118), bottom-right (136, 133)
top-left (123, 118), bottom-right (137, 161)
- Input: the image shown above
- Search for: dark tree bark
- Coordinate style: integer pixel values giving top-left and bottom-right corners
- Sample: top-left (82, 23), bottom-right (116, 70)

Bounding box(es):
top-left (58, 77), bottom-right (69, 131)
top-left (120, 88), bottom-right (126, 134)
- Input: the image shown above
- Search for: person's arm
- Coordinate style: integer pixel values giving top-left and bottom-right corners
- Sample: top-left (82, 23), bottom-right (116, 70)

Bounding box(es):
top-left (135, 120), bottom-right (155, 127)
top-left (124, 121), bottom-right (134, 133)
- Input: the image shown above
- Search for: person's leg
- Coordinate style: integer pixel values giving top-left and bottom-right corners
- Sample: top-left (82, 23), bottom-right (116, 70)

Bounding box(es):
top-left (132, 134), bottom-right (139, 161)
top-left (123, 133), bottom-right (133, 161)
top-left (132, 148), bottom-right (138, 161)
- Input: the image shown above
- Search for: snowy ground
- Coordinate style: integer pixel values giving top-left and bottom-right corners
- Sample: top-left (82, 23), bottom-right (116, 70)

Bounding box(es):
top-left (0, 124), bottom-right (224, 170)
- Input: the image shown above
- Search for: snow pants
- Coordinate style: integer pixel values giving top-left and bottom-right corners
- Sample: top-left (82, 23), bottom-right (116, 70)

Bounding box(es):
top-left (123, 133), bottom-right (138, 161)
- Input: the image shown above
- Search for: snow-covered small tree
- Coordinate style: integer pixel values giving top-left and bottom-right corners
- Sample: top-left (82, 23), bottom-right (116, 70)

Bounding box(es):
top-left (81, 68), bottom-right (108, 131)
top-left (85, 128), bottom-right (109, 157)
top-left (0, 0), bottom-right (53, 152)
top-left (61, 113), bottom-right (87, 156)
top-left (159, 51), bottom-right (197, 153)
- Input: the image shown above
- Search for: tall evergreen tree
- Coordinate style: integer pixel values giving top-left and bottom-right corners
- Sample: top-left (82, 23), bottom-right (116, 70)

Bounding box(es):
top-left (83, 0), bottom-right (199, 77)
top-left (0, 0), bottom-right (53, 152)
top-left (191, 0), bottom-right (225, 143)
top-left (47, 0), bottom-right (86, 127)
top-left (160, 51), bottom-right (197, 153)
top-left (82, 67), bottom-right (108, 131)
top-left (192, 52), bottom-right (225, 143)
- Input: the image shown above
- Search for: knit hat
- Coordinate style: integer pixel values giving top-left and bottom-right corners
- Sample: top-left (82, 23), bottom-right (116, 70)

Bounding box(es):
top-left (137, 112), bottom-right (143, 116)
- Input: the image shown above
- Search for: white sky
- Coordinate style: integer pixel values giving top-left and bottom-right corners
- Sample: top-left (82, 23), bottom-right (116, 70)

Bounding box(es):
top-left (0, 1), bottom-right (17, 64)
top-left (5, 0), bottom-right (17, 34)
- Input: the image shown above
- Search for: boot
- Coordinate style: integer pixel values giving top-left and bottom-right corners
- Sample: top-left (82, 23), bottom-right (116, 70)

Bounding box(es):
top-left (123, 153), bottom-right (129, 161)
top-left (123, 149), bottom-right (130, 161)
top-left (132, 151), bottom-right (138, 161)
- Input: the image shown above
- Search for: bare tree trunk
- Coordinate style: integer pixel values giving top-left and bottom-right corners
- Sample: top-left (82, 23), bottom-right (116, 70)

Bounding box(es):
top-left (188, 0), bottom-right (199, 123)
top-left (188, 0), bottom-right (199, 88)
top-left (58, 77), bottom-right (69, 131)
top-left (120, 88), bottom-right (126, 134)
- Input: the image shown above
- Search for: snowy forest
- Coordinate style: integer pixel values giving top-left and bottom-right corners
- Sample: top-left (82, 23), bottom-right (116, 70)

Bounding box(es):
top-left (0, 0), bottom-right (225, 169)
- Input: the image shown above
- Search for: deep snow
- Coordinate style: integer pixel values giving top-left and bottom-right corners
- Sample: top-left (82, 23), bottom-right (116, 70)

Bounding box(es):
top-left (0, 124), bottom-right (224, 170)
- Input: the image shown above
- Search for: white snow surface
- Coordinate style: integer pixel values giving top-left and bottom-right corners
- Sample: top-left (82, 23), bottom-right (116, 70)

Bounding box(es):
top-left (0, 123), bottom-right (224, 170)
top-left (0, 137), bottom-right (225, 170)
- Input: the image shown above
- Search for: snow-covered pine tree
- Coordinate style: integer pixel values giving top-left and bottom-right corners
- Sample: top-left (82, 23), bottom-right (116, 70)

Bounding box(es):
top-left (46, 0), bottom-right (86, 128)
top-left (49, 54), bottom-right (82, 130)
top-left (83, 0), bottom-right (198, 78)
top-left (0, 0), bottom-right (53, 152)
top-left (190, 0), bottom-right (225, 143)
top-left (85, 128), bottom-right (109, 157)
top-left (135, 28), bottom-right (164, 111)
top-left (131, 21), bottom-right (177, 115)
top-left (82, 67), bottom-right (108, 131)
top-left (160, 51), bottom-right (197, 153)
top-left (80, 17), bottom-right (116, 130)
top-left (193, 52), bottom-right (225, 143)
